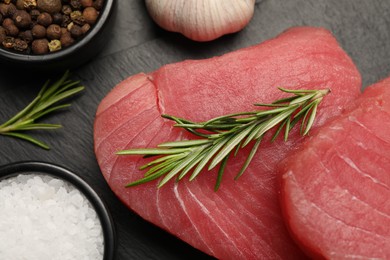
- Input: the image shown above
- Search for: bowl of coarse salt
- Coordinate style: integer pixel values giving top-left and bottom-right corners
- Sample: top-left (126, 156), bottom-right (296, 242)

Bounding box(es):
top-left (0, 161), bottom-right (115, 260)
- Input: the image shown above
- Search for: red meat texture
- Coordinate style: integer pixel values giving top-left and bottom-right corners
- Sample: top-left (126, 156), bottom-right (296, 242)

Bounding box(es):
top-left (280, 77), bottom-right (390, 259)
top-left (94, 27), bottom-right (361, 259)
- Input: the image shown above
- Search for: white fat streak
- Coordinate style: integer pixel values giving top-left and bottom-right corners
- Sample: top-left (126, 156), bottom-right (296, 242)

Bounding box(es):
top-left (310, 202), bottom-right (389, 239)
top-left (329, 251), bottom-right (384, 259)
top-left (339, 155), bottom-right (390, 190)
top-left (173, 184), bottom-right (215, 255)
top-left (185, 187), bottom-right (242, 251)
top-left (156, 186), bottom-right (168, 228)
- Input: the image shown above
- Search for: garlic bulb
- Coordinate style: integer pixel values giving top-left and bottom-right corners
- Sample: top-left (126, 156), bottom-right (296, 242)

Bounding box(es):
top-left (145, 0), bottom-right (256, 42)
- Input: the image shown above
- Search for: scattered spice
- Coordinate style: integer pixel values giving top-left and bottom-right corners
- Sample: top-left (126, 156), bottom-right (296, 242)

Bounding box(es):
top-left (0, 0), bottom-right (103, 54)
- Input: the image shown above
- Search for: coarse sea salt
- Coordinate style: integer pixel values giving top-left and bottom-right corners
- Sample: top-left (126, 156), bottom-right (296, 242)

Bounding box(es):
top-left (0, 174), bottom-right (104, 260)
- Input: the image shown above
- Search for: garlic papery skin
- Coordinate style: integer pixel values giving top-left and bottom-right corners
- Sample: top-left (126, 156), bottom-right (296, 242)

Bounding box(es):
top-left (145, 0), bottom-right (256, 42)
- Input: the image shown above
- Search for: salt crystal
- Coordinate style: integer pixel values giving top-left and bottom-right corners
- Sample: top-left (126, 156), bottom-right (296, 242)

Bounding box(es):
top-left (0, 174), bottom-right (104, 260)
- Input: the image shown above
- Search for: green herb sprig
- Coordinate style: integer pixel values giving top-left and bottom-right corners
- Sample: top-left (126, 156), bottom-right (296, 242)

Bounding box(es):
top-left (0, 71), bottom-right (84, 150)
top-left (118, 88), bottom-right (330, 190)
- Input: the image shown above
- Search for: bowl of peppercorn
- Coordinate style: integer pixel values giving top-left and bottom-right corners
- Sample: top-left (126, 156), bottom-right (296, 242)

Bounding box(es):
top-left (0, 0), bottom-right (116, 72)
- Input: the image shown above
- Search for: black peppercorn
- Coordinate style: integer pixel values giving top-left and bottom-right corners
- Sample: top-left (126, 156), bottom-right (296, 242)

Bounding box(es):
top-left (52, 12), bottom-right (62, 24)
top-left (37, 0), bottom-right (62, 14)
top-left (13, 10), bottom-right (31, 29)
top-left (0, 13), bottom-right (3, 24)
top-left (18, 29), bottom-right (33, 43)
top-left (29, 9), bottom-right (39, 20)
top-left (32, 23), bottom-right (46, 38)
top-left (61, 14), bottom-right (70, 27)
top-left (70, 10), bottom-right (84, 25)
top-left (2, 36), bottom-right (15, 48)
top-left (13, 37), bottom-right (28, 51)
top-left (31, 38), bottom-right (48, 54)
top-left (93, 0), bottom-right (103, 10)
top-left (61, 4), bottom-right (71, 15)
top-left (6, 3), bottom-right (17, 17)
top-left (46, 23), bottom-right (61, 39)
top-left (0, 3), bottom-right (17, 17)
top-left (37, 12), bottom-right (52, 26)
top-left (70, 0), bottom-right (81, 9)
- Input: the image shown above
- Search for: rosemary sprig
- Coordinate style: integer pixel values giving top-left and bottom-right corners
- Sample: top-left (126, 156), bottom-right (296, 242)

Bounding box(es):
top-left (118, 88), bottom-right (330, 190)
top-left (0, 71), bottom-right (84, 150)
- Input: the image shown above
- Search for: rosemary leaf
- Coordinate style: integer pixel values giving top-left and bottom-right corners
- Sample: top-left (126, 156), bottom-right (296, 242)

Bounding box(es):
top-left (209, 124), bottom-right (257, 170)
top-left (215, 154), bottom-right (230, 191)
top-left (235, 137), bottom-right (262, 180)
top-left (121, 87), bottom-right (330, 190)
top-left (1, 132), bottom-right (50, 150)
top-left (190, 139), bottom-right (229, 181)
top-left (0, 71), bottom-right (84, 149)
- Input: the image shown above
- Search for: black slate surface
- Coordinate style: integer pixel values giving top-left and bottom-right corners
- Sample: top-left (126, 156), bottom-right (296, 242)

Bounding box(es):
top-left (1, 1), bottom-right (390, 259)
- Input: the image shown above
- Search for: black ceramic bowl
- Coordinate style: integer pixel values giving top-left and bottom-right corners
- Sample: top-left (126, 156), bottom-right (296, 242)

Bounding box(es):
top-left (0, 161), bottom-right (116, 260)
top-left (0, 0), bottom-right (116, 72)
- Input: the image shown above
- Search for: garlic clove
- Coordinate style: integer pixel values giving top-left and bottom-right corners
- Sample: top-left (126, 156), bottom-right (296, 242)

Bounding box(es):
top-left (145, 0), bottom-right (256, 42)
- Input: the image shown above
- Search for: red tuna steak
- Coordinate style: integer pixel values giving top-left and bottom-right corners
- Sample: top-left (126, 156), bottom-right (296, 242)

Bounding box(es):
top-left (280, 78), bottom-right (390, 259)
top-left (94, 27), bottom-right (361, 259)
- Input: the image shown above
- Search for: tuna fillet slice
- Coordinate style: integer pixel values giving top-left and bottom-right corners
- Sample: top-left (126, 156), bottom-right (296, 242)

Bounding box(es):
top-left (280, 78), bottom-right (390, 259)
top-left (94, 27), bottom-right (361, 259)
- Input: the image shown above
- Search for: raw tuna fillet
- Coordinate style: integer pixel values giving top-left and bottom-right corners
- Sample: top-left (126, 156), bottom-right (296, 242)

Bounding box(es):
top-left (94, 27), bottom-right (361, 259)
top-left (280, 78), bottom-right (390, 259)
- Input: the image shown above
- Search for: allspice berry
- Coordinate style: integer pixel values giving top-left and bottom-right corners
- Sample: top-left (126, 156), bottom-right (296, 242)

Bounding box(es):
top-left (80, 22), bottom-right (89, 34)
top-left (59, 29), bottom-right (73, 47)
top-left (69, 23), bottom-right (82, 38)
top-left (37, 12), bottom-right (52, 26)
top-left (13, 10), bottom-right (31, 29)
top-left (31, 38), bottom-right (48, 54)
top-left (0, 4), bottom-right (8, 17)
top-left (46, 23), bottom-right (61, 39)
top-left (32, 24), bottom-right (46, 38)
top-left (37, 0), bottom-right (62, 14)
top-left (82, 7), bottom-right (97, 25)
top-left (2, 18), bottom-right (19, 36)
top-left (80, 0), bottom-right (92, 8)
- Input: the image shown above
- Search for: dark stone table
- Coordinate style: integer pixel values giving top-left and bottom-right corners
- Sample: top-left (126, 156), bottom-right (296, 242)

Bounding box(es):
top-left (1, 1), bottom-right (389, 259)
